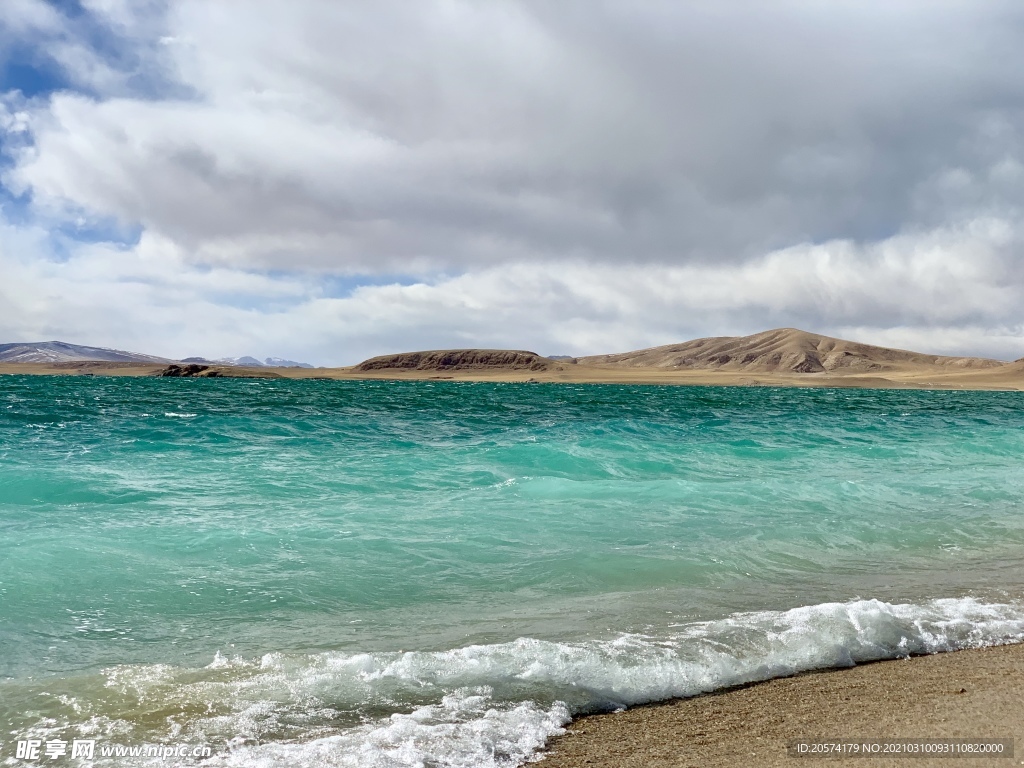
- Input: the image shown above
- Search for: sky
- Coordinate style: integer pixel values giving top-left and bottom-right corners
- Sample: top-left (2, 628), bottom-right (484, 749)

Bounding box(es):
top-left (1, 1), bottom-right (1023, 365)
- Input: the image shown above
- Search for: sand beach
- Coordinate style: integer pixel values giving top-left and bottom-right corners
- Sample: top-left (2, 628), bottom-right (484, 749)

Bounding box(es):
top-left (539, 643), bottom-right (1024, 768)
top-left (3, 359), bottom-right (1023, 390)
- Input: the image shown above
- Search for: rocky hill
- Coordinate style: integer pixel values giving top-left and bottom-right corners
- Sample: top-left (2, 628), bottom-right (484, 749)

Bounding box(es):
top-left (578, 328), bottom-right (1004, 374)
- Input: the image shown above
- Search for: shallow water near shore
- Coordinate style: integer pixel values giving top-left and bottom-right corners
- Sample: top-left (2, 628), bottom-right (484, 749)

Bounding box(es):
top-left (3, 376), bottom-right (1024, 766)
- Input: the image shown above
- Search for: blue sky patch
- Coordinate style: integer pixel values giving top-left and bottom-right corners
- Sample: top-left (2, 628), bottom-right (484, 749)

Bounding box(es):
top-left (319, 273), bottom-right (426, 298)
top-left (1, 58), bottom-right (71, 99)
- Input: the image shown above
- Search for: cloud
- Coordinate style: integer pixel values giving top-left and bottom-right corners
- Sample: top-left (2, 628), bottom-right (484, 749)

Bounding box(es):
top-left (9, 1), bottom-right (1024, 269)
top-left (3, 207), bottom-right (1022, 364)
top-left (1, 1), bottom-right (1024, 360)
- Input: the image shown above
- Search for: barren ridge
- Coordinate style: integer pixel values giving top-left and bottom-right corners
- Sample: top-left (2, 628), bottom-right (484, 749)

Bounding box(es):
top-left (578, 328), bottom-right (1004, 374)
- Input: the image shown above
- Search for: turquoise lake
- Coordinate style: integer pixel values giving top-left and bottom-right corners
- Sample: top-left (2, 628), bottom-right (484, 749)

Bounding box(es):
top-left (2, 376), bottom-right (1024, 766)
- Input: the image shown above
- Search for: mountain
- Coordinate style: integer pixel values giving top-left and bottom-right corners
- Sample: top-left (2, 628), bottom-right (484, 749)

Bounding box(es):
top-left (0, 342), bottom-right (315, 368)
top-left (577, 328), bottom-right (1005, 374)
top-left (0, 341), bottom-right (171, 364)
top-left (217, 356), bottom-right (267, 367)
top-left (215, 356), bottom-right (314, 368)
top-left (265, 357), bottom-right (314, 369)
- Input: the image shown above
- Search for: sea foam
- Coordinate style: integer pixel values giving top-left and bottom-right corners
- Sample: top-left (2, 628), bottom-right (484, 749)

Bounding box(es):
top-left (54, 596), bottom-right (1024, 767)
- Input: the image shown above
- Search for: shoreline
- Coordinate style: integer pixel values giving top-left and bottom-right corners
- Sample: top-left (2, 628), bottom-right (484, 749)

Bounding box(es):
top-left (538, 643), bottom-right (1024, 767)
top-left (1, 361), bottom-right (1023, 391)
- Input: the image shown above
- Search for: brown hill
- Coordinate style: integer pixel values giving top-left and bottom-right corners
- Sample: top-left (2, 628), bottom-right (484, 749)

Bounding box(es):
top-left (355, 349), bottom-right (554, 372)
top-left (578, 328), bottom-right (1004, 374)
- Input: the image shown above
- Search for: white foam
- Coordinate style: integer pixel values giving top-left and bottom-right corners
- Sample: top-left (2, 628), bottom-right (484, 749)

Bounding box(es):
top-left (51, 597), bottom-right (1024, 767)
top-left (210, 692), bottom-right (570, 768)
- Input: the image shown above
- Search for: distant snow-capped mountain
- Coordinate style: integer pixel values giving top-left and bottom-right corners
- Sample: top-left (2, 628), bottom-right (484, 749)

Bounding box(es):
top-left (216, 356), bottom-right (267, 367)
top-left (215, 356), bottom-right (314, 368)
top-left (0, 341), bottom-right (171, 364)
top-left (265, 357), bottom-right (314, 368)
top-left (0, 342), bottom-right (316, 368)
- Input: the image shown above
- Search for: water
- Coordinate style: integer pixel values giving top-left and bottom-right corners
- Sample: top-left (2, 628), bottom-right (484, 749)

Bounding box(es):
top-left (2, 376), bottom-right (1024, 766)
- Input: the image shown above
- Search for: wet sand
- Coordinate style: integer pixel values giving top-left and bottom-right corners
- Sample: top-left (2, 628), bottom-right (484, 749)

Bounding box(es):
top-left (538, 643), bottom-right (1024, 768)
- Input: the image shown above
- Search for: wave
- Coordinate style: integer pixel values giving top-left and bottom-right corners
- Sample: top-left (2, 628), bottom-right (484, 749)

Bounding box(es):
top-left (21, 596), bottom-right (1024, 767)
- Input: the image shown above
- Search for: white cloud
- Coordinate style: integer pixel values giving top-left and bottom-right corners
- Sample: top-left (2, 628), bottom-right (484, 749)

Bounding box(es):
top-left (2, 1), bottom-right (1024, 360)
top-left (3, 208), bottom-right (1022, 364)
top-left (8, 2), bottom-right (1024, 269)
top-left (0, 0), bottom-right (63, 36)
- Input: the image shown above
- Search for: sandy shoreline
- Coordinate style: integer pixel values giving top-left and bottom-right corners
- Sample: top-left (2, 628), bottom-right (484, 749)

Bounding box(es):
top-left (1, 361), bottom-right (1023, 390)
top-left (538, 643), bottom-right (1024, 767)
